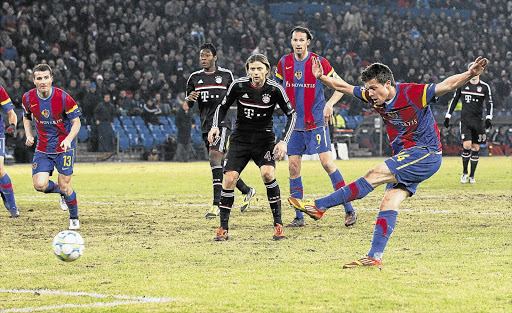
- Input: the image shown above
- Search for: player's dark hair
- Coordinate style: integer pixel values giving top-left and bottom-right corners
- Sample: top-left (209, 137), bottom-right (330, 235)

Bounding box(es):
top-left (245, 54), bottom-right (271, 78)
top-left (33, 63), bottom-right (52, 76)
top-left (200, 43), bottom-right (217, 56)
top-left (361, 63), bottom-right (395, 86)
top-left (290, 26), bottom-right (313, 40)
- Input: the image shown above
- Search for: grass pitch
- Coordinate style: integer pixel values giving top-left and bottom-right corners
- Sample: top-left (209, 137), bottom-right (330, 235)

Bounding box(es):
top-left (0, 157), bottom-right (511, 312)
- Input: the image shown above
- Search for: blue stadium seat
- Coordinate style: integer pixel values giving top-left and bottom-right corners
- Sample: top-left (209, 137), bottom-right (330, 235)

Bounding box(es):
top-left (159, 116), bottom-right (169, 125)
top-left (345, 116), bottom-right (358, 129)
top-left (132, 116), bottom-right (145, 126)
top-left (139, 134), bottom-right (154, 150)
top-left (118, 135), bottom-right (130, 151)
top-left (119, 116), bottom-right (133, 127)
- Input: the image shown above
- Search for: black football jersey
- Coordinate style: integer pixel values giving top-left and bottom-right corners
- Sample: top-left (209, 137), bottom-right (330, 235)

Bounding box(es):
top-left (446, 80), bottom-right (494, 122)
top-left (186, 67), bottom-right (233, 132)
top-left (213, 77), bottom-right (296, 143)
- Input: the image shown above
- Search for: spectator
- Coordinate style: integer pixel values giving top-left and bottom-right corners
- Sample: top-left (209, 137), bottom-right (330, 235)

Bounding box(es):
top-left (174, 101), bottom-right (195, 162)
top-left (81, 83), bottom-right (102, 125)
top-left (93, 93), bottom-right (116, 152)
top-left (142, 98), bottom-right (162, 126)
top-left (161, 134), bottom-right (177, 161)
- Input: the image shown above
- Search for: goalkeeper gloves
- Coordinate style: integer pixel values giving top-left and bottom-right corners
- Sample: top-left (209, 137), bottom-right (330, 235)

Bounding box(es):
top-left (6, 123), bottom-right (15, 135)
top-left (485, 119), bottom-right (492, 129)
top-left (443, 118), bottom-right (450, 128)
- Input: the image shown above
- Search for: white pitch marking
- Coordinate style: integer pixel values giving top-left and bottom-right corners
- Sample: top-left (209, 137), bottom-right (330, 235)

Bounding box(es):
top-left (0, 289), bottom-right (173, 313)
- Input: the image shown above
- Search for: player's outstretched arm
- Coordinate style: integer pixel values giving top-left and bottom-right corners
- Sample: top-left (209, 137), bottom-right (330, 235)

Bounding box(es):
top-left (312, 56), bottom-right (355, 97)
top-left (435, 56), bottom-right (488, 97)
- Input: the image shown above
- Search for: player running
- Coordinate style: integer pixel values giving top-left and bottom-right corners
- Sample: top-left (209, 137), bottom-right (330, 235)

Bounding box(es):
top-left (444, 62), bottom-right (493, 184)
top-left (288, 56), bottom-right (488, 268)
top-left (208, 54), bottom-right (297, 241)
top-left (0, 85), bottom-right (19, 217)
top-left (274, 26), bottom-right (357, 228)
top-left (22, 64), bottom-right (82, 230)
top-left (186, 43), bottom-right (255, 219)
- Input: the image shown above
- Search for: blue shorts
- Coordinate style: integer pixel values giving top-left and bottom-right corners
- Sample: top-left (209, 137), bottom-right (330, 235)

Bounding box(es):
top-left (384, 147), bottom-right (442, 196)
top-left (287, 126), bottom-right (332, 156)
top-left (32, 150), bottom-right (75, 176)
top-left (0, 138), bottom-right (5, 157)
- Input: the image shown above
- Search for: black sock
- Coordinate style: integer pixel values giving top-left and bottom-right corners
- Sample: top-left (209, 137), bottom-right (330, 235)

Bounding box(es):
top-left (470, 150), bottom-right (479, 177)
top-left (212, 167), bottom-right (223, 205)
top-left (219, 189), bottom-right (234, 230)
top-left (236, 177), bottom-right (251, 194)
top-left (265, 179), bottom-right (282, 226)
top-left (462, 148), bottom-right (471, 174)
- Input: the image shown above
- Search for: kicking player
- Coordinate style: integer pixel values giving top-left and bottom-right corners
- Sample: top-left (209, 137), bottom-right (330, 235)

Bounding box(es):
top-left (444, 62), bottom-right (493, 184)
top-left (0, 85), bottom-right (19, 217)
top-left (208, 54), bottom-right (297, 241)
top-left (289, 56), bottom-right (488, 268)
top-left (274, 26), bottom-right (357, 228)
top-left (186, 43), bottom-right (255, 219)
top-left (22, 64), bottom-right (82, 230)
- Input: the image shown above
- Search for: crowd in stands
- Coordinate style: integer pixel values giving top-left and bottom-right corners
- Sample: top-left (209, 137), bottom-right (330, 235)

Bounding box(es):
top-left (1, 0), bottom-right (511, 161)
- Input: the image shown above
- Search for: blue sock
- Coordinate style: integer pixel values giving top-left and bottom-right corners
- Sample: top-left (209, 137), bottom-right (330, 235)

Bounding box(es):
top-left (289, 177), bottom-right (304, 219)
top-left (316, 177), bottom-right (374, 210)
top-left (367, 210), bottom-right (398, 260)
top-left (44, 180), bottom-right (61, 194)
top-left (63, 191), bottom-right (79, 219)
top-left (0, 173), bottom-right (16, 209)
top-left (328, 169), bottom-right (355, 213)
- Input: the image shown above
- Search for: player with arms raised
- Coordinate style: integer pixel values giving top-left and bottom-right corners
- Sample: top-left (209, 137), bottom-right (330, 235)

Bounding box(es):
top-left (208, 54), bottom-right (297, 241)
top-left (289, 56), bottom-right (488, 268)
top-left (274, 26), bottom-right (357, 228)
top-left (186, 43), bottom-right (255, 219)
top-left (22, 64), bottom-right (82, 230)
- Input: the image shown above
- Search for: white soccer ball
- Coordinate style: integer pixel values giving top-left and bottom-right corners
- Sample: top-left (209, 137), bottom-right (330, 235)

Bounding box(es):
top-left (52, 230), bottom-right (85, 262)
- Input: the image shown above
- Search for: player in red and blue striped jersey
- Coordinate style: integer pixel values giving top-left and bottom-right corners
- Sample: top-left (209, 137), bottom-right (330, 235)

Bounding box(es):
top-left (274, 26), bottom-right (357, 228)
top-left (0, 85), bottom-right (19, 217)
top-left (22, 64), bottom-right (82, 230)
top-left (289, 56), bottom-right (488, 268)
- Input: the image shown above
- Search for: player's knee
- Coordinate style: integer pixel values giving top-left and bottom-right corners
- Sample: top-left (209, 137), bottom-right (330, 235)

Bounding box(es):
top-left (261, 171), bottom-right (275, 183)
top-left (33, 182), bottom-right (47, 192)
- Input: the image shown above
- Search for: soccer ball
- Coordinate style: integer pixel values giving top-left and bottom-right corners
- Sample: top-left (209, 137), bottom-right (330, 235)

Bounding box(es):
top-left (52, 230), bottom-right (85, 262)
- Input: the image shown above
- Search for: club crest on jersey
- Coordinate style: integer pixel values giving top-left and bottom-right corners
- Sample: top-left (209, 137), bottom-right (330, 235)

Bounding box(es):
top-left (477, 86), bottom-right (482, 92)
top-left (294, 71), bottom-right (302, 80)
top-left (32, 162), bottom-right (37, 170)
top-left (386, 112), bottom-right (399, 119)
top-left (42, 109), bottom-right (50, 118)
top-left (262, 94), bottom-right (271, 104)
top-left (215, 76), bottom-right (222, 84)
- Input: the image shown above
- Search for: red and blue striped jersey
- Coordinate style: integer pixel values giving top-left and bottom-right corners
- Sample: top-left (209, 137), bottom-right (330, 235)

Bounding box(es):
top-left (353, 83), bottom-right (442, 155)
top-left (0, 85), bottom-right (15, 136)
top-left (274, 52), bottom-right (334, 130)
top-left (22, 87), bottom-right (82, 154)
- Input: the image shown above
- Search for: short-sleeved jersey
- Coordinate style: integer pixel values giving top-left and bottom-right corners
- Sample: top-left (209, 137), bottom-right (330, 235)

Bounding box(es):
top-left (0, 85), bottom-right (15, 136)
top-left (186, 66), bottom-right (233, 133)
top-left (213, 77), bottom-right (296, 143)
top-left (274, 52), bottom-right (334, 131)
top-left (353, 83), bottom-right (441, 155)
top-left (22, 87), bottom-right (82, 154)
top-left (446, 80), bottom-right (493, 122)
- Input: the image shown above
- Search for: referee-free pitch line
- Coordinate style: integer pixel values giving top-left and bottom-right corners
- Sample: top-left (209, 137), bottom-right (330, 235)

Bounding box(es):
top-left (0, 288), bottom-right (174, 313)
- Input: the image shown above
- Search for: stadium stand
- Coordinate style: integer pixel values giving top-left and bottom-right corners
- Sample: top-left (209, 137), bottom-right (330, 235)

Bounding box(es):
top-left (2, 0), bottom-right (510, 161)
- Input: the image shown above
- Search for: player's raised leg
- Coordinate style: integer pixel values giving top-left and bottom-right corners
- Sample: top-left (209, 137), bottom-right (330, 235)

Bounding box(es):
top-left (319, 151), bottom-right (358, 227)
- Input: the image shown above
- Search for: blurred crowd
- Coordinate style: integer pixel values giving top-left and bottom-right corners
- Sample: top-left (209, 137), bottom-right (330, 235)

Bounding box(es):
top-left (0, 0), bottom-right (511, 159)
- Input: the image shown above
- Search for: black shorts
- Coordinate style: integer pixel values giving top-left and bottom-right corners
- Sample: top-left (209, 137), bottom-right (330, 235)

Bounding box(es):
top-left (224, 132), bottom-right (276, 174)
top-left (202, 127), bottom-right (230, 153)
top-left (460, 120), bottom-right (486, 144)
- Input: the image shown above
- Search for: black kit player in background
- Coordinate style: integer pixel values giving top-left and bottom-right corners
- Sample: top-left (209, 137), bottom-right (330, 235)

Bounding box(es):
top-left (185, 43), bottom-right (255, 219)
top-left (444, 61), bottom-right (494, 184)
top-left (208, 54), bottom-right (297, 241)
